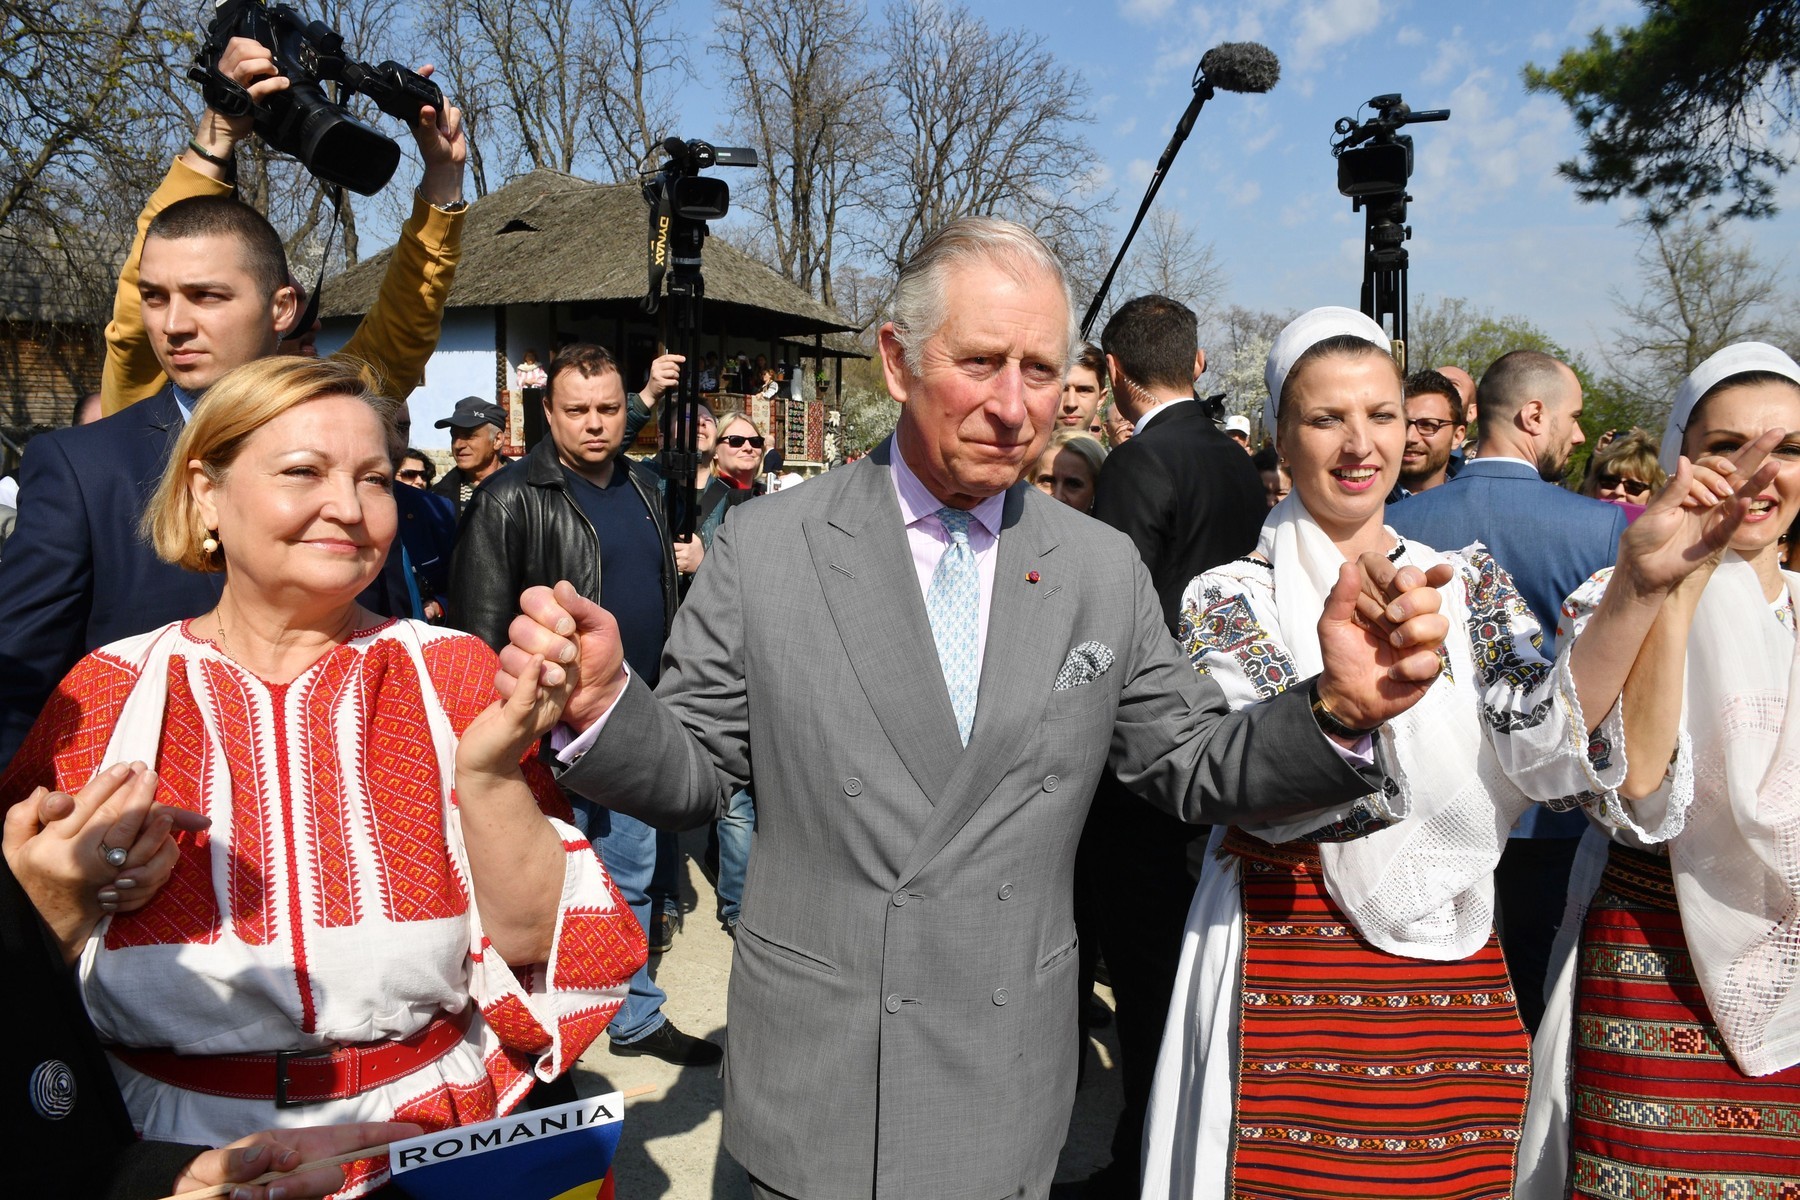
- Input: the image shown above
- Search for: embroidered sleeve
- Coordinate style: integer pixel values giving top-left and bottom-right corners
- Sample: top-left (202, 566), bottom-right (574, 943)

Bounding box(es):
top-left (0, 650), bottom-right (141, 809)
top-left (422, 631), bottom-right (645, 1078)
top-left (463, 827), bottom-right (644, 1081)
top-left (1176, 564), bottom-right (1297, 707)
top-left (1552, 567), bottom-right (1692, 844)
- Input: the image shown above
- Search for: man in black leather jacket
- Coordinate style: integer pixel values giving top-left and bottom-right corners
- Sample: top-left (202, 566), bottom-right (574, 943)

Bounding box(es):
top-left (446, 342), bottom-right (718, 1069)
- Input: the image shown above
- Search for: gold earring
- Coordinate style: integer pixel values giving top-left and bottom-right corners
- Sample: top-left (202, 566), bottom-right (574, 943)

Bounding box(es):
top-left (202, 533), bottom-right (220, 555)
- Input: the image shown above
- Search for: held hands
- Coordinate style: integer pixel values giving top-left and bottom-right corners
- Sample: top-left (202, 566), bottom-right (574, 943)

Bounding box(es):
top-left (1613, 429), bottom-right (1785, 602)
top-left (458, 646), bottom-right (577, 782)
top-left (1313, 555), bottom-right (1455, 736)
top-left (498, 582), bottom-right (627, 734)
top-left (2, 763), bottom-right (210, 964)
top-left (170, 1120), bottom-right (423, 1200)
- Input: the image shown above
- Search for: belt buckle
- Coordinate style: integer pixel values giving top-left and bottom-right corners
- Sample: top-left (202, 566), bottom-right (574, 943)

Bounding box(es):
top-left (273, 1046), bottom-right (335, 1108)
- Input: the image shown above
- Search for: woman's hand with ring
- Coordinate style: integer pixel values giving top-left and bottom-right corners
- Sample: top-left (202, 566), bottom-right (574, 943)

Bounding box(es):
top-left (3, 763), bottom-right (208, 963)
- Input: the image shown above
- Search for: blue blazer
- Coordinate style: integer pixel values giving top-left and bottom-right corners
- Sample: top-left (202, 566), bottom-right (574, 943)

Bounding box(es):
top-left (1387, 458), bottom-right (1628, 839)
top-left (0, 387), bottom-right (223, 769)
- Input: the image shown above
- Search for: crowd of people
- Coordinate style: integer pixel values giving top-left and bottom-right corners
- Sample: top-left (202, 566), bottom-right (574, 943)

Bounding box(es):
top-left (1, 31), bottom-right (1798, 1200)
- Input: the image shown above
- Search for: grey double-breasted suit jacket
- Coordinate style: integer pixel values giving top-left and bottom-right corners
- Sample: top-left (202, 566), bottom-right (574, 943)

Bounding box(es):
top-left (558, 442), bottom-right (1374, 1199)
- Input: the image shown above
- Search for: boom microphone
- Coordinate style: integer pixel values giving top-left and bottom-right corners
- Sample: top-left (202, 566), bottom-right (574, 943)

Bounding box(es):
top-left (1198, 42), bottom-right (1281, 95)
top-left (1080, 43), bottom-right (1283, 337)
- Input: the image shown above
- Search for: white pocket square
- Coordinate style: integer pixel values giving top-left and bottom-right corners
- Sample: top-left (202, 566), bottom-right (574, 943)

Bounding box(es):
top-left (1054, 641), bottom-right (1114, 690)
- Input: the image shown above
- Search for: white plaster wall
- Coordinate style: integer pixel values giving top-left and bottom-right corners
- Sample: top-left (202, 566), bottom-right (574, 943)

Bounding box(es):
top-left (316, 310), bottom-right (494, 450)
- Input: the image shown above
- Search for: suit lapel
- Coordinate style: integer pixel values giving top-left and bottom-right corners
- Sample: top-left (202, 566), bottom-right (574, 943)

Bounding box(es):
top-left (808, 451), bottom-right (963, 803)
top-left (897, 487), bottom-right (1070, 886)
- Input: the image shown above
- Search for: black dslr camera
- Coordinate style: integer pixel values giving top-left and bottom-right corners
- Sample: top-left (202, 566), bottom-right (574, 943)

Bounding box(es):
top-left (189, 0), bottom-right (442, 195)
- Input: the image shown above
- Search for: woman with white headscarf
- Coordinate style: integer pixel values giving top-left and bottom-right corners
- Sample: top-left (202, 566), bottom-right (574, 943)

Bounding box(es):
top-left (1518, 343), bottom-right (1800, 1199)
top-left (1139, 311), bottom-right (1770, 1200)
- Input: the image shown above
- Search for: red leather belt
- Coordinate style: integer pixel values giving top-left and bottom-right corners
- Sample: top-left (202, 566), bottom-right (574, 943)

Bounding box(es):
top-left (111, 1007), bottom-right (472, 1107)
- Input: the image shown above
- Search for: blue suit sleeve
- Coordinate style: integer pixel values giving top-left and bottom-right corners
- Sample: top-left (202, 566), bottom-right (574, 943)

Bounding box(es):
top-left (0, 436), bottom-right (94, 769)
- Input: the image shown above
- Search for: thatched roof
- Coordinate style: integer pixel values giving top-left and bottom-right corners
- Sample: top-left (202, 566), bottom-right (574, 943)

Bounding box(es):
top-left (319, 169), bottom-right (858, 342)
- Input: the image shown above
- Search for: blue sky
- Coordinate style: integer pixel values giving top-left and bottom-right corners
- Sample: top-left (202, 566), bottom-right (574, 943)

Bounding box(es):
top-left (650, 0), bottom-right (1797, 365)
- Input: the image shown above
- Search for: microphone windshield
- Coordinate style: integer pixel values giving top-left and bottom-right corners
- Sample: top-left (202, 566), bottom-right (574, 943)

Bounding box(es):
top-left (1200, 42), bottom-right (1280, 94)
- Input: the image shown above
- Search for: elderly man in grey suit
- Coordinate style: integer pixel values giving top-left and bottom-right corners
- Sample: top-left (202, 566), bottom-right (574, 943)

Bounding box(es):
top-left (496, 218), bottom-right (1454, 1200)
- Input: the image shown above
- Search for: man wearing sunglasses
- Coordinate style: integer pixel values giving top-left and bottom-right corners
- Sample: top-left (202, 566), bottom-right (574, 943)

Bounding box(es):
top-left (1395, 370), bottom-right (1467, 496)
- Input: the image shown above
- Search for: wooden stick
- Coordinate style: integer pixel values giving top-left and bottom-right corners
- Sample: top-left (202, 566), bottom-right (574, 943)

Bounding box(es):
top-left (153, 1083), bottom-right (662, 1200)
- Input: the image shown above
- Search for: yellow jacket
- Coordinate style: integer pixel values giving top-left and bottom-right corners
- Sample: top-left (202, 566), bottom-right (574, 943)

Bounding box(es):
top-left (101, 156), bottom-right (464, 414)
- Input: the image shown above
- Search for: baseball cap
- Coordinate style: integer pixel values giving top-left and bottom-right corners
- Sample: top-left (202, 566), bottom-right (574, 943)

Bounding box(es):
top-left (434, 396), bottom-right (507, 431)
top-left (1223, 414), bottom-right (1251, 436)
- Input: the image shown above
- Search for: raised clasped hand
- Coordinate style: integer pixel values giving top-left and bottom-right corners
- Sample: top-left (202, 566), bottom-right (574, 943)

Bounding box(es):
top-left (1313, 553), bottom-right (1455, 733)
top-left (459, 646), bottom-right (577, 780)
top-left (496, 581), bottom-right (628, 737)
top-left (1614, 428), bottom-right (1786, 599)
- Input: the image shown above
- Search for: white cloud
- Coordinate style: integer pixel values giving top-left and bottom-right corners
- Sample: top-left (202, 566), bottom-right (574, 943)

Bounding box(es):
top-left (1396, 25), bottom-right (1425, 47)
top-left (1418, 28), bottom-right (1472, 88)
top-left (1232, 179), bottom-right (1264, 205)
top-left (1291, 0), bottom-right (1385, 74)
top-left (1122, 0), bottom-right (1178, 21)
top-left (1116, 116), bottom-right (1140, 137)
top-left (1126, 157), bottom-right (1156, 186)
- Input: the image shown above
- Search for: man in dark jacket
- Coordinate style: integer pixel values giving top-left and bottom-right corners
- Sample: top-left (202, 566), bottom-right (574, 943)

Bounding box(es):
top-left (448, 342), bottom-right (717, 1068)
top-left (1077, 294), bottom-right (1267, 1197)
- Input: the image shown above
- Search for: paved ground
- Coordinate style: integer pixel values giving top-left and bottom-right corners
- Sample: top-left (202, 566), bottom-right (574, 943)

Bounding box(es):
top-left (572, 827), bottom-right (1126, 1199)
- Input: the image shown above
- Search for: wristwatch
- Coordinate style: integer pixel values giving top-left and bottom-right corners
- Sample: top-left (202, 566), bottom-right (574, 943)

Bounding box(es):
top-left (1309, 679), bottom-right (1381, 739)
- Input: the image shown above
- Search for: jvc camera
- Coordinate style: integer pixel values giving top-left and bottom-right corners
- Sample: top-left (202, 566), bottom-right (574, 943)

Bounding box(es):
top-left (189, 0), bottom-right (442, 195)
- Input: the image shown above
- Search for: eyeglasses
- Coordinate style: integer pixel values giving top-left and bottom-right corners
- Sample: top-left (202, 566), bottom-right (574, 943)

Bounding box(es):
top-left (1595, 473), bottom-right (1652, 499)
top-left (1405, 417), bottom-right (1458, 436)
top-left (720, 435), bottom-right (766, 448)
top-left (397, 469), bottom-right (427, 482)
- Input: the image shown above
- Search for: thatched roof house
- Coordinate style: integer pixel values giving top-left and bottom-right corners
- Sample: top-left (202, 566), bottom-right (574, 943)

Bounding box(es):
top-left (316, 169), bottom-right (862, 462)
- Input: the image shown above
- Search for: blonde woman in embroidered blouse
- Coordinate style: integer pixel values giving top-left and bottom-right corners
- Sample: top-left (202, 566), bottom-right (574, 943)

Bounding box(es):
top-left (0, 355), bottom-right (643, 1199)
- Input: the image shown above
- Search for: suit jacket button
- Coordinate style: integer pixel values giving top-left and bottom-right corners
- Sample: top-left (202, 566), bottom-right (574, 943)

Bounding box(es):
top-left (844, 777), bottom-right (863, 796)
top-left (992, 988), bottom-right (1009, 1005)
top-left (892, 890), bottom-right (908, 907)
top-left (998, 883), bottom-right (1015, 900)
top-left (1042, 775), bottom-right (1059, 792)
top-left (885, 994), bottom-right (902, 1013)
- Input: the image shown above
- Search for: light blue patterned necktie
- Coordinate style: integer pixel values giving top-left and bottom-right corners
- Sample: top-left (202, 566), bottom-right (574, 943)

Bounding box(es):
top-left (927, 506), bottom-right (981, 745)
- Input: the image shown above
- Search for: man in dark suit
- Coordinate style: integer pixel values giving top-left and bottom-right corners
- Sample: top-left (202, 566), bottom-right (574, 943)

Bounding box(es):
top-left (1079, 295), bottom-right (1267, 1195)
top-left (495, 218), bottom-right (1457, 1199)
top-left (1388, 348), bottom-right (1628, 1030)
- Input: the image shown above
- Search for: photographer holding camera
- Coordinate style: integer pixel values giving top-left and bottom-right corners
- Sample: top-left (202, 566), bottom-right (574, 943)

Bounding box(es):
top-left (100, 32), bottom-right (468, 414)
top-left (0, 26), bottom-right (469, 769)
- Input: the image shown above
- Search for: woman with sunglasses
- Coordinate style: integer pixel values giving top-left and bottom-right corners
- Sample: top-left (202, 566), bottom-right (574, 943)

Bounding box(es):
top-left (1578, 427), bottom-right (1667, 513)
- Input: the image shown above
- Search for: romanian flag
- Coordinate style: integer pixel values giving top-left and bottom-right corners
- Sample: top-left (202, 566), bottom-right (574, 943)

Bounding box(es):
top-left (388, 1092), bottom-right (622, 1200)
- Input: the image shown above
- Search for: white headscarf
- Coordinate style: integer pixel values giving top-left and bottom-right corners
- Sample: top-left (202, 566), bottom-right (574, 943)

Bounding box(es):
top-left (1261, 306), bottom-right (1390, 433)
top-left (1657, 341), bottom-right (1800, 473)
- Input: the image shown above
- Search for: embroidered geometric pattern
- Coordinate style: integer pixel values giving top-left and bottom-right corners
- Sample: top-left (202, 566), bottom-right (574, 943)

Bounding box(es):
top-left (551, 902), bottom-right (647, 992)
top-left (1181, 588), bottom-right (1297, 700)
top-left (1463, 551), bottom-right (1552, 695)
top-left (107, 660), bottom-right (222, 949)
top-left (204, 658), bottom-right (274, 946)
top-left (926, 507), bottom-right (980, 745)
top-left (1291, 799), bottom-right (1396, 844)
top-left (1570, 845), bottom-right (1800, 1200)
top-left (302, 651), bottom-right (361, 928)
top-left (360, 645), bottom-right (462, 923)
top-left (1226, 829), bottom-right (1530, 1200)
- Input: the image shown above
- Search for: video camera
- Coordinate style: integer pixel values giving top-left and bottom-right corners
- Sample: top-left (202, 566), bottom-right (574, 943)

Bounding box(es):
top-left (640, 137), bottom-right (756, 541)
top-left (189, 0), bottom-right (442, 196)
top-left (1328, 93), bottom-right (1449, 364)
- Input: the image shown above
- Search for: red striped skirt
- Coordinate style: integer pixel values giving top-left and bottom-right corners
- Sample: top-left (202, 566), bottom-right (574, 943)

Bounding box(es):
top-left (1225, 829), bottom-right (1530, 1200)
top-left (1569, 843), bottom-right (1800, 1199)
